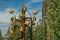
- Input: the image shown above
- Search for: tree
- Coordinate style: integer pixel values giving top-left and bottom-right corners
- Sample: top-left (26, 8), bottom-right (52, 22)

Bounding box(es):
top-left (45, 0), bottom-right (60, 40)
top-left (0, 29), bottom-right (3, 40)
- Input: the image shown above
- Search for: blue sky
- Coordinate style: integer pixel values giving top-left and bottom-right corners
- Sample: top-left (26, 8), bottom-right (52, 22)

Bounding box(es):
top-left (0, 0), bottom-right (45, 36)
top-left (0, 0), bottom-right (44, 23)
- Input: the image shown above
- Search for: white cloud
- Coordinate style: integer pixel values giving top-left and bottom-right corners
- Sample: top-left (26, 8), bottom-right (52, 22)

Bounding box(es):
top-left (0, 8), bottom-right (42, 23)
top-left (0, 8), bottom-right (15, 22)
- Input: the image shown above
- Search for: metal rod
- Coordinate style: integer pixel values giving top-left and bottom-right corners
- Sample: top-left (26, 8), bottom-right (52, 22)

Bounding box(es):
top-left (14, 17), bottom-right (16, 40)
top-left (30, 18), bottom-right (32, 40)
top-left (20, 10), bottom-right (25, 40)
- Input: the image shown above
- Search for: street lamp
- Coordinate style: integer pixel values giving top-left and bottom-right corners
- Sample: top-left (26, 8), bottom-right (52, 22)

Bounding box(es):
top-left (22, 4), bottom-right (27, 11)
top-left (33, 27), bottom-right (37, 32)
top-left (9, 9), bottom-right (14, 14)
top-left (33, 10), bottom-right (38, 15)
top-left (19, 12), bottom-right (24, 18)
top-left (19, 26), bottom-right (23, 32)
top-left (9, 4), bottom-right (38, 40)
top-left (9, 29), bottom-right (13, 34)
top-left (33, 16), bottom-right (36, 21)
top-left (25, 20), bottom-right (30, 26)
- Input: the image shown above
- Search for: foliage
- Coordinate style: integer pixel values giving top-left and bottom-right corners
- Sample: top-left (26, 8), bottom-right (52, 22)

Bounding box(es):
top-left (0, 29), bottom-right (3, 40)
top-left (32, 25), bottom-right (46, 40)
top-left (46, 0), bottom-right (60, 40)
top-left (7, 0), bottom-right (60, 40)
top-left (25, 24), bottom-right (46, 40)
